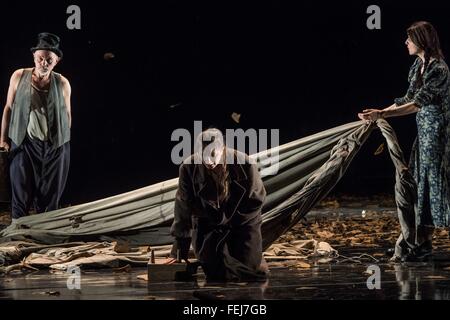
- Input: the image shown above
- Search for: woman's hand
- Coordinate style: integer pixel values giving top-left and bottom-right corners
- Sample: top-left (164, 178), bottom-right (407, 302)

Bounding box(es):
top-left (358, 108), bottom-right (383, 121)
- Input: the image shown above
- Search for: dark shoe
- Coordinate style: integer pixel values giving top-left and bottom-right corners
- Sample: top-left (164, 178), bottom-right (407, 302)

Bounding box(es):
top-left (402, 252), bottom-right (432, 262)
top-left (175, 261), bottom-right (201, 282)
top-left (386, 247), bottom-right (395, 256)
top-left (389, 255), bottom-right (402, 263)
top-left (402, 241), bottom-right (432, 262)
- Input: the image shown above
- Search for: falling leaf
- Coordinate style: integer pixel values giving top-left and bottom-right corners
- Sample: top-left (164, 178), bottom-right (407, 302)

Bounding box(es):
top-left (169, 103), bottom-right (182, 109)
top-left (103, 52), bottom-right (115, 61)
top-left (374, 143), bottom-right (385, 156)
top-left (231, 112), bottom-right (241, 123)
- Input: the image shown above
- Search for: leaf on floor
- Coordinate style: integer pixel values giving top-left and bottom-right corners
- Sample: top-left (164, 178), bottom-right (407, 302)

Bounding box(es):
top-left (113, 264), bottom-right (132, 273)
top-left (317, 231), bottom-right (334, 239)
top-left (294, 261), bottom-right (311, 269)
top-left (137, 274), bottom-right (148, 281)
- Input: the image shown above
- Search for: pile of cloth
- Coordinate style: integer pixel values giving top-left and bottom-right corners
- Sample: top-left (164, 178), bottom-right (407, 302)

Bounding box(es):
top-left (0, 119), bottom-right (417, 269)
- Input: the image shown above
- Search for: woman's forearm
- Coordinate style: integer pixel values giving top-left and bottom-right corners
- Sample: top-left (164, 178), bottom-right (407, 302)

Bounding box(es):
top-left (382, 103), bottom-right (398, 112)
top-left (382, 102), bottom-right (419, 118)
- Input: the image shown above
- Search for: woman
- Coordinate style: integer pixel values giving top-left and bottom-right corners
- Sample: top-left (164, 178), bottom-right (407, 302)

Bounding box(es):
top-left (166, 128), bottom-right (268, 281)
top-left (359, 21), bottom-right (450, 262)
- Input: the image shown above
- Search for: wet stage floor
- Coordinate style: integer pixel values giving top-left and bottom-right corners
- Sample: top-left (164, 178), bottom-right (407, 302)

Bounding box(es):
top-left (2, 252), bottom-right (450, 300)
top-left (1, 204), bottom-right (450, 300)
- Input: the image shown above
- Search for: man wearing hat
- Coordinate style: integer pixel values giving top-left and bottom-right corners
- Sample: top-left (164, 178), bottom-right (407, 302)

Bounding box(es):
top-left (0, 32), bottom-right (71, 222)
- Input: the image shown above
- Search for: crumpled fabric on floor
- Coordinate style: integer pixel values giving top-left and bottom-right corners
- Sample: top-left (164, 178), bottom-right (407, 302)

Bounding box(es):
top-left (0, 119), bottom-right (422, 266)
top-left (0, 241), bottom-right (154, 272)
top-left (1, 239), bottom-right (337, 271)
top-left (263, 239), bottom-right (338, 260)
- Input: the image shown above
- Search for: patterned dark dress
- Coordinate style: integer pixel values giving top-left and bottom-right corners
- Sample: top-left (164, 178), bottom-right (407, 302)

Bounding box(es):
top-left (394, 57), bottom-right (450, 227)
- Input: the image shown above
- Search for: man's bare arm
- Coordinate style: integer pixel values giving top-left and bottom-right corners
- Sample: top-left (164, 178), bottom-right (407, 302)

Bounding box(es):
top-left (1, 69), bottom-right (23, 150)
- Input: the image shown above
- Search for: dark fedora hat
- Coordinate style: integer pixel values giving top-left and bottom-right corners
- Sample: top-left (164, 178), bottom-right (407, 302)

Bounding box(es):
top-left (30, 32), bottom-right (63, 58)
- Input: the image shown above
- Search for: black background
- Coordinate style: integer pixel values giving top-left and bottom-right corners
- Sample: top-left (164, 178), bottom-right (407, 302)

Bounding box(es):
top-left (1, 0), bottom-right (449, 205)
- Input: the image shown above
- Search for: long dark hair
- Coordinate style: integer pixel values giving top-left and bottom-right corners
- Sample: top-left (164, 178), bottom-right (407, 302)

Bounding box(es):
top-left (407, 21), bottom-right (444, 88)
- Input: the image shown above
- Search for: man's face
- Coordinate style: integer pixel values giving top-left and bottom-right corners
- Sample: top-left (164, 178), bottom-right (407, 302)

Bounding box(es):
top-left (33, 50), bottom-right (59, 76)
top-left (203, 146), bottom-right (224, 170)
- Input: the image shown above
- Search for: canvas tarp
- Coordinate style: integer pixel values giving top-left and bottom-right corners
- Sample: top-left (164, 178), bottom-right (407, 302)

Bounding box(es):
top-left (0, 119), bottom-right (416, 264)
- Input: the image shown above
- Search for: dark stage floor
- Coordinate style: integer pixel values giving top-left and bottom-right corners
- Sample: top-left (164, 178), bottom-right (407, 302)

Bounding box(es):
top-left (1, 198), bottom-right (450, 300)
top-left (2, 257), bottom-right (450, 300)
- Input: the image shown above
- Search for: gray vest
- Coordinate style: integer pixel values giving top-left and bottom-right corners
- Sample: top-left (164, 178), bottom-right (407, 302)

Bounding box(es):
top-left (8, 69), bottom-right (70, 148)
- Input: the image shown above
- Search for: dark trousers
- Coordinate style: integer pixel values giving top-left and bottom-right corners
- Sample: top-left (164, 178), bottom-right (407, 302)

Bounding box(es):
top-left (10, 136), bottom-right (70, 219)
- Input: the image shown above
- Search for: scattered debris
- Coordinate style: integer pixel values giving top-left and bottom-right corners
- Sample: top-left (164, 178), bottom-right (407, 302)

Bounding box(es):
top-left (424, 276), bottom-right (448, 280)
top-left (265, 256), bottom-right (308, 261)
top-left (294, 262), bottom-right (311, 269)
top-left (113, 264), bottom-right (132, 273)
top-left (1, 259), bottom-right (39, 275)
top-left (231, 282), bottom-right (248, 287)
top-left (32, 291), bottom-right (61, 296)
top-left (317, 231), bottom-right (334, 239)
top-left (137, 274), bottom-right (148, 281)
top-left (113, 241), bottom-right (130, 253)
top-left (2, 196), bottom-right (450, 275)
top-left (277, 211), bottom-right (401, 251)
